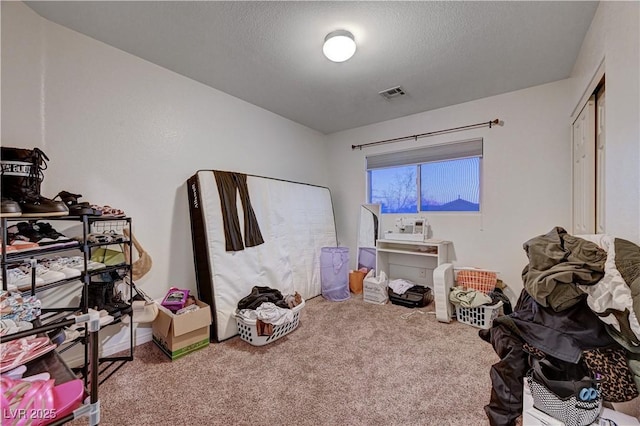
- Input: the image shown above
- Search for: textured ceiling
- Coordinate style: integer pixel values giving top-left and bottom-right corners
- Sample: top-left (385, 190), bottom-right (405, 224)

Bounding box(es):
top-left (25, 1), bottom-right (599, 134)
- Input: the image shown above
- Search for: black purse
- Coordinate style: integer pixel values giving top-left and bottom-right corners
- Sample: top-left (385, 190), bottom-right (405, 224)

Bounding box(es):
top-left (526, 357), bottom-right (602, 426)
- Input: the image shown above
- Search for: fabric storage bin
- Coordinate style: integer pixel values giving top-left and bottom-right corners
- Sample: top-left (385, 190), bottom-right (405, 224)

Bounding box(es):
top-left (455, 301), bottom-right (502, 329)
top-left (234, 299), bottom-right (305, 346)
top-left (320, 247), bottom-right (350, 301)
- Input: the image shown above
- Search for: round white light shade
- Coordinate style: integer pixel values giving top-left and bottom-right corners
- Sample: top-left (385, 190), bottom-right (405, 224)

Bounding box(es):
top-left (323, 30), bottom-right (356, 62)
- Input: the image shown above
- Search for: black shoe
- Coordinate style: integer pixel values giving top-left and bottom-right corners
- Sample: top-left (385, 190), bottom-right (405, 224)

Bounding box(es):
top-left (54, 190), bottom-right (102, 216)
top-left (82, 283), bottom-right (107, 311)
top-left (32, 222), bottom-right (72, 243)
top-left (7, 222), bottom-right (44, 244)
top-left (18, 198), bottom-right (69, 218)
top-left (8, 222), bottom-right (71, 246)
top-left (1, 147), bottom-right (68, 217)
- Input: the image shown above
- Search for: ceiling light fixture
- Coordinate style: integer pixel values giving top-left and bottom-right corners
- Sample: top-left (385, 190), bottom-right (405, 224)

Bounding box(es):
top-left (323, 30), bottom-right (356, 63)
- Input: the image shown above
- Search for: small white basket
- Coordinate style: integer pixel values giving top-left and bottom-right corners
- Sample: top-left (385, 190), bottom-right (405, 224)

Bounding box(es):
top-left (234, 299), bottom-right (305, 346)
top-left (455, 301), bottom-right (502, 329)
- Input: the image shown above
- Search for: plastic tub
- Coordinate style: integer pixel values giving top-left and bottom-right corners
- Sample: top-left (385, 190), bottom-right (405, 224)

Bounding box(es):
top-left (235, 299), bottom-right (305, 346)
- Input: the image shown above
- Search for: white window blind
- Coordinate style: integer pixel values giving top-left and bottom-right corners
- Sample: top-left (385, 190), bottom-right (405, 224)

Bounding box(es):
top-left (366, 138), bottom-right (483, 170)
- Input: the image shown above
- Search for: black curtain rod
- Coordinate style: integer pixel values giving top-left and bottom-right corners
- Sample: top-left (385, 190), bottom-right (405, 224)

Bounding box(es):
top-left (351, 118), bottom-right (501, 150)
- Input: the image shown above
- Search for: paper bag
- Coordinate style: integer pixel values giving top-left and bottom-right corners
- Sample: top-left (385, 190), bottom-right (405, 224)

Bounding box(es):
top-left (349, 270), bottom-right (366, 294)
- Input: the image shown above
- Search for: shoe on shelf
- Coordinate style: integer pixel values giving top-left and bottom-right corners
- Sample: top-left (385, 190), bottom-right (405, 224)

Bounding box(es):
top-left (87, 230), bottom-right (127, 244)
top-left (21, 372), bottom-right (51, 382)
top-left (0, 365), bottom-right (27, 380)
top-left (32, 222), bottom-right (72, 243)
top-left (88, 308), bottom-right (115, 327)
top-left (48, 326), bottom-right (81, 346)
top-left (39, 258), bottom-right (81, 279)
top-left (3, 240), bottom-right (40, 252)
top-left (0, 336), bottom-right (57, 373)
top-left (17, 264), bottom-right (65, 286)
top-left (0, 376), bottom-right (84, 423)
top-left (4, 228), bottom-right (41, 252)
top-left (0, 198), bottom-right (21, 218)
top-left (2, 267), bottom-right (44, 289)
top-left (0, 147), bottom-right (68, 217)
top-left (63, 256), bottom-right (106, 271)
top-left (33, 265), bottom-right (66, 284)
top-left (0, 319), bottom-right (33, 337)
top-left (8, 222), bottom-right (73, 247)
top-left (91, 204), bottom-right (125, 218)
top-left (54, 190), bottom-right (102, 216)
top-left (66, 309), bottom-right (113, 327)
top-left (0, 281), bottom-right (18, 293)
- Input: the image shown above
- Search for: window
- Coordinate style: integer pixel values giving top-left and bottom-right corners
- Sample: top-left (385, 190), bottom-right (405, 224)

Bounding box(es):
top-left (369, 166), bottom-right (417, 213)
top-left (421, 157), bottom-right (479, 211)
top-left (366, 139), bottom-right (482, 213)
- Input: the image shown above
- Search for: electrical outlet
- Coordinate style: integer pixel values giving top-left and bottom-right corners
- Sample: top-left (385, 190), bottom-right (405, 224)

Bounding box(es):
top-left (419, 269), bottom-right (427, 279)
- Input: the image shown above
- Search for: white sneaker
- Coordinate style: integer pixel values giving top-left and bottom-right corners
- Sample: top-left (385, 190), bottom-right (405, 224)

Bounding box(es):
top-left (40, 258), bottom-right (81, 279)
top-left (3, 267), bottom-right (44, 289)
top-left (64, 256), bottom-right (106, 271)
top-left (68, 309), bottom-right (114, 327)
top-left (1, 282), bottom-right (17, 292)
top-left (62, 328), bottom-right (81, 343)
top-left (1, 364), bottom-right (27, 379)
top-left (0, 319), bottom-right (34, 336)
top-left (19, 264), bottom-right (66, 284)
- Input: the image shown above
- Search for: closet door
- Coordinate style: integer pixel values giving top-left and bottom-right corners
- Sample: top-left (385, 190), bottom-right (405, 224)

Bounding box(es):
top-left (572, 95), bottom-right (596, 234)
top-left (595, 88), bottom-right (606, 234)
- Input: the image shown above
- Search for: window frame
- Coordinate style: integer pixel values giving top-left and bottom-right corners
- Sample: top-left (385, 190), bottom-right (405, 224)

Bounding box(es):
top-left (365, 138), bottom-right (483, 214)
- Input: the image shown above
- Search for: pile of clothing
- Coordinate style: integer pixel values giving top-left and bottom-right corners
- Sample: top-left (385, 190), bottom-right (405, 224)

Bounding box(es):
top-left (449, 286), bottom-right (511, 313)
top-left (236, 286), bottom-right (302, 336)
top-left (480, 227), bottom-right (640, 426)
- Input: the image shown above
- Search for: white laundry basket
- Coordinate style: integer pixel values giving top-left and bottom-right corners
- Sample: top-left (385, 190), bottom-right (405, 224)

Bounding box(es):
top-left (455, 301), bottom-right (503, 329)
top-left (234, 299), bottom-right (305, 346)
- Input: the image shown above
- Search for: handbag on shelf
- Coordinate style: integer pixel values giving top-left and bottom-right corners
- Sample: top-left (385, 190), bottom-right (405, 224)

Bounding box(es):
top-left (526, 357), bottom-right (602, 426)
top-left (90, 246), bottom-right (125, 266)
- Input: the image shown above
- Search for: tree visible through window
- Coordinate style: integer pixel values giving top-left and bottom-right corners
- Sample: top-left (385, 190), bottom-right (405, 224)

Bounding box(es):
top-left (368, 158), bottom-right (480, 213)
top-left (368, 166), bottom-right (417, 213)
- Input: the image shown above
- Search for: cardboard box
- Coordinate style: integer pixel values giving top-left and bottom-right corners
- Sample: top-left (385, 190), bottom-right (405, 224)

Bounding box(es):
top-left (152, 299), bottom-right (212, 360)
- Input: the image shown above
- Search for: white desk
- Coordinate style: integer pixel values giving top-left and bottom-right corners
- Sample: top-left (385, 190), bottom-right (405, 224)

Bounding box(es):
top-left (376, 239), bottom-right (451, 288)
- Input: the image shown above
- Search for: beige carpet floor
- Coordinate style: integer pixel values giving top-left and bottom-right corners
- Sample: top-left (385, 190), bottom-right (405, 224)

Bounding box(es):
top-left (72, 294), bottom-right (502, 426)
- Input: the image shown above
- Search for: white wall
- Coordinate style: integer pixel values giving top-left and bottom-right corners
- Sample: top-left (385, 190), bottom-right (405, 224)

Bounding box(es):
top-left (326, 80), bottom-right (572, 301)
top-left (1, 1), bottom-right (45, 148)
top-left (1, 2), bottom-right (328, 358)
top-left (2, 2), bottom-right (328, 297)
top-left (326, 1), bottom-right (640, 303)
top-left (569, 1), bottom-right (640, 243)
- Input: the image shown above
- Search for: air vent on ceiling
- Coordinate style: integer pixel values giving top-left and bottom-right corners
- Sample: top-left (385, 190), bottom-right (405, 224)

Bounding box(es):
top-left (379, 86), bottom-right (406, 100)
